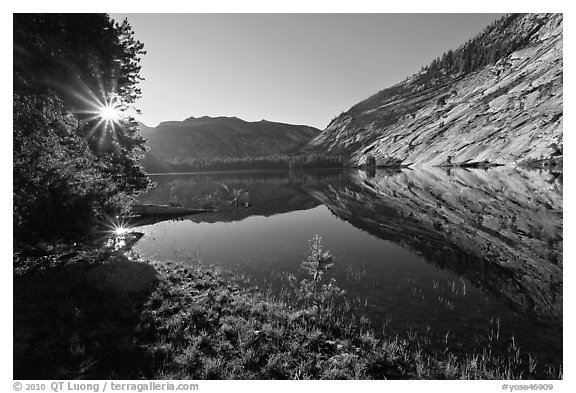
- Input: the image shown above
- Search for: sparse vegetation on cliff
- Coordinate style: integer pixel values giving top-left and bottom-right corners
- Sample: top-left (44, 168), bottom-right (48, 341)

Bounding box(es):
top-left (422, 14), bottom-right (540, 79)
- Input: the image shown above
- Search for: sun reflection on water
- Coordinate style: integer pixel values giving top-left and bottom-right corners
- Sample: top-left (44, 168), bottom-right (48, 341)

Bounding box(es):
top-left (101, 216), bottom-right (136, 251)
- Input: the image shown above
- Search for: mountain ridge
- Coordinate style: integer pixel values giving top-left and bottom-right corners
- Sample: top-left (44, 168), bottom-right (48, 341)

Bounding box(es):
top-left (139, 116), bottom-right (321, 172)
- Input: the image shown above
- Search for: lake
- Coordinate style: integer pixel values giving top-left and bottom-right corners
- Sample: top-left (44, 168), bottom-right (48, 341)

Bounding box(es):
top-left (132, 167), bottom-right (563, 370)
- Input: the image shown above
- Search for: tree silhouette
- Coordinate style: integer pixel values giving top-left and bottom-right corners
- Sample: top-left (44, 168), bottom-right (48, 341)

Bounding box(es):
top-left (13, 14), bottom-right (150, 240)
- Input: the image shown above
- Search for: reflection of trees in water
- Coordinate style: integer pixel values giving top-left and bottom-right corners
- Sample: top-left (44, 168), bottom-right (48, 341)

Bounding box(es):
top-left (138, 170), bottom-right (347, 221)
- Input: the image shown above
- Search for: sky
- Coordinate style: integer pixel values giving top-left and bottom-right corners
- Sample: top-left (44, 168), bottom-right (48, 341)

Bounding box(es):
top-left (110, 13), bottom-right (504, 129)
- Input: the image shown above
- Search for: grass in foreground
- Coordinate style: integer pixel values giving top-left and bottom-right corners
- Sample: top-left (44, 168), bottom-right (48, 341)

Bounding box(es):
top-left (13, 235), bottom-right (561, 379)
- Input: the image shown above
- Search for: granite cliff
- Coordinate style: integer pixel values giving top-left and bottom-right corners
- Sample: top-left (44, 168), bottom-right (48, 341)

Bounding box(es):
top-left (307, 14), bottom-right (563, 167)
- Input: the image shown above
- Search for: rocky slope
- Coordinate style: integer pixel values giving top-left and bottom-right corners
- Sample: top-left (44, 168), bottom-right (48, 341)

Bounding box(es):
top-left (140, 116), bottom-right (320, 172)
top-left (307, 14), bottom-right (563, 167)
top-left (306, 167), bottom-right (562, 321)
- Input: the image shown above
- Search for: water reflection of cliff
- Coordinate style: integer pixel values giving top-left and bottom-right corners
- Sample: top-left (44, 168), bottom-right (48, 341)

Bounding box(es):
top-left (307, 167), bottom-right (562, 322)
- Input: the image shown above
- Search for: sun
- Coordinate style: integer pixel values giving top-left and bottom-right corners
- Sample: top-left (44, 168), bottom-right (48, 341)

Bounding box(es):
top-left (99, 104), bottom-right (121, 122)
top-left (114, 226), bottom-right (128, 235)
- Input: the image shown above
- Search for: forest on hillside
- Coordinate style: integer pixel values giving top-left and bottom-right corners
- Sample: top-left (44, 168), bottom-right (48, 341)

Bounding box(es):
top-left (142, 152), bottom-right (346, 173)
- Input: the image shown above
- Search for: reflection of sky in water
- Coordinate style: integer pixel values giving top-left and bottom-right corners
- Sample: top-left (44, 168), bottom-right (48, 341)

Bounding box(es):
top-left (135, 205), bottom-right (436, 274)
top-left (134, 205), bottom-right (560, 366)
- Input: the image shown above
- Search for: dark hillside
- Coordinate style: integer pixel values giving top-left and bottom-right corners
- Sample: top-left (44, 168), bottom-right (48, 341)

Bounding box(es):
top-left (141, 116), bottom-right (320, 172)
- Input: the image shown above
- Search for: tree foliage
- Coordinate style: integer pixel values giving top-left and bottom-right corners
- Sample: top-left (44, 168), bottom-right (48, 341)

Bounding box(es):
top-left (13, 14), bottom-right (150, 240)
top-left (142, 153), bottom-right (346, 173)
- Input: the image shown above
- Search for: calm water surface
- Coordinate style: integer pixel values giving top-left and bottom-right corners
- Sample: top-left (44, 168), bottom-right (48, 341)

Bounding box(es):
top-left (132, 168), bottom-right (563, 368)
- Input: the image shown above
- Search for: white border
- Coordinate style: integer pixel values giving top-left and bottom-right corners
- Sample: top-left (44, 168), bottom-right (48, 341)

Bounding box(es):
top-left (2, 1), bottom-right (572, 391)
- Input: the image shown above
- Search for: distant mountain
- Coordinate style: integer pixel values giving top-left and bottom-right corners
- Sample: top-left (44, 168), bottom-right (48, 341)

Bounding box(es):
top-left (139, 116), bottom-right (320, 172)
top-left (306, 13), bottom-right (563, 168)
